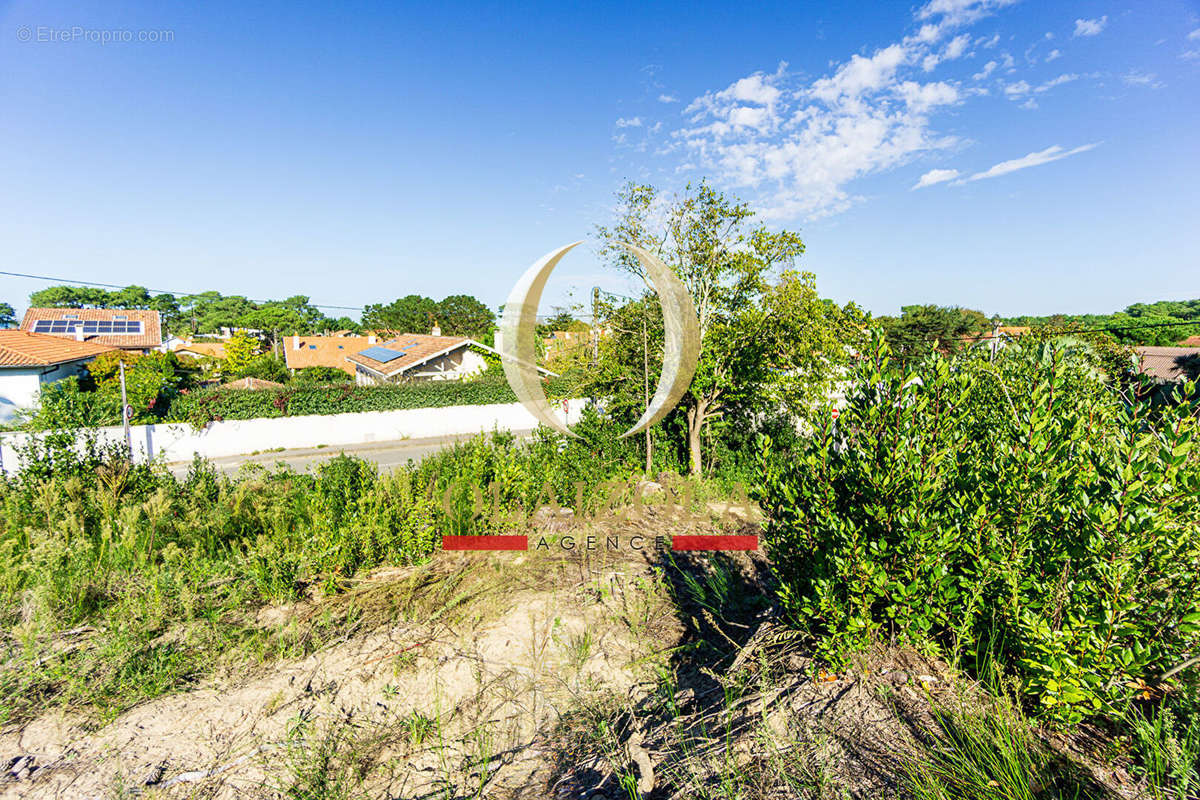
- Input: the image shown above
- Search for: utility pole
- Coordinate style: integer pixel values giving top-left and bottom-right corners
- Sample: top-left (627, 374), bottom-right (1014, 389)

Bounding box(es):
top-left (118, 360), bottom-right (133, 463)
top-left (591, 286), bottom-right (600, 369)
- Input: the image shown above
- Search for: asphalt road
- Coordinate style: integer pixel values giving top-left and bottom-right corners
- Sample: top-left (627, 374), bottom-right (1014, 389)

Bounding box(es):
top-left (164, 430), bottom-right (534, 478)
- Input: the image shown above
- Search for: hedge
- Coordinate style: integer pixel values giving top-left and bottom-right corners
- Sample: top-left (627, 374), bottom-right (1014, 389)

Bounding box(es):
top-left (165, 372), bottom-right (579, 427)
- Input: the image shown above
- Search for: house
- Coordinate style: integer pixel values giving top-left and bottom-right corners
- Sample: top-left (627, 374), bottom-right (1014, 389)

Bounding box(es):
top-left (173, 341), bottom-right (228, 360)
top-left (964, 325), bottom-right (1030, 354)
top-left (20, 308), bottom-right (162, 354)
top-left (1134, 346), bottom-right (1200, 383)
top-left (347, 334), bottom-right (490, 385)
top-left (0, 331), bottom-right (116, 421)
top-left (284, 334), bottom-right (377, 376)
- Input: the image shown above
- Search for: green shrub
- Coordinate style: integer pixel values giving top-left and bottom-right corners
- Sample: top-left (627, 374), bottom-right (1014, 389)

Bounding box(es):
top-left (756, 331), bottom-right (1200, 723)
top-left (166, 369), bottom-right (580, 427)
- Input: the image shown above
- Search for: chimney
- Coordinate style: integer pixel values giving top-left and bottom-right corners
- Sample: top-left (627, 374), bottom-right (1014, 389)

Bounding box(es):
top-left (431, 320), bottom-right (441, 337)
top-left (368, 334), bottom-right (376, 345)
top-left (292, 334), bottom-right (300, 351)
top-left (74, 327), bottom-right (84, 342)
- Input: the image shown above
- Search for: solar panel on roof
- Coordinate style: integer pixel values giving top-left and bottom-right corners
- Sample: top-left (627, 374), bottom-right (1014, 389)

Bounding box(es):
top-left (359, 346), bottom-right (406, 363)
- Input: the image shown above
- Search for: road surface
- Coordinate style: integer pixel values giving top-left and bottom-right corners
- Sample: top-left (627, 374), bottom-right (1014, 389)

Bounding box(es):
top-left (164, 430), bottom-right (534, 478)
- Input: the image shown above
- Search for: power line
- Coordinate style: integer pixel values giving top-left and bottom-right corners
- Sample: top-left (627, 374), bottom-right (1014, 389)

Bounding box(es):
top-left (0, 269), bottom-right (363, 312)
top-left (944, 318), bottom-right (1200, 342)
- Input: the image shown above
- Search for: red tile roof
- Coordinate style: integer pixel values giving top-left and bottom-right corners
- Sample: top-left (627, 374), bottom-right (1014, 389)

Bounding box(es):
top-left (20, 308), bottom-right (162, 350)
top-left (1134, 346), bottom-right (1200, 382)
top-left (283, 335), bottom-right (375, 375)
top-left (0, 330), bottom-right (117, 367)
top-left (346, 335), bottom-right (471, 378)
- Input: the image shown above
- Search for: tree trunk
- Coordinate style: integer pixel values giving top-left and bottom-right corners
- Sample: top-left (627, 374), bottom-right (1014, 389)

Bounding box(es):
top-left (686, 402), bottom-right (705, 475)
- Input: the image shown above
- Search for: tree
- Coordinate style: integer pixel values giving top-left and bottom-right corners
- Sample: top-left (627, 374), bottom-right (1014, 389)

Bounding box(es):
top-left (436, 294), bottom-right (494, 339)
top-left (877, 304), bottom-right (989, 359)
top-left (362, 294), bottom-right (438, 334)
top-left (86, 350), bottom-right (185, 422)
top-left (0, 302), bottom-right (15, 328)
top-left (223, 331), bottom-right (261, 374)
top-left (594, 181), bottom-right (857, 474)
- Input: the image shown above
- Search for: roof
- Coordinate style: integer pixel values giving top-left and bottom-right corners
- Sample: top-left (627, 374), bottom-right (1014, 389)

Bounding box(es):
top-left (284, 335), bottom-right (375, 375)
top-left (1179, 335), bottom-right (1200, 347)
top-left (347, 334), bottom-right (473, 378)
top-left (20, 308), bottom-right (162, 350)
top-left (220, 377), bottom-right (284, 391)
top-left (174, 342), bottom-right (227, 359)
top-left (1134, 346), bottom-right (1200, 382)
top-left (0, 330), bottom-right (117, 368)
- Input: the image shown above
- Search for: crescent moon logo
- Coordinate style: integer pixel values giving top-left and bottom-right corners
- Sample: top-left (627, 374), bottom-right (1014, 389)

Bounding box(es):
top-left (498, 241), bottom-right (701, 439)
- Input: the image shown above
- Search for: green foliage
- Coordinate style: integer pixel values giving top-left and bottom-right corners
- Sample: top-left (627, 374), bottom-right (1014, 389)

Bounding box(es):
top-left (436, 294), bottom-right (495, 339)
top-left (223, 330), bottom-right (261, 373)
top-left (27, 284), bottom-right (352, 338)
top-left (595, 181), bottom-right (861, 475)
top-left (232, 353), bottom-right (290, 383)
top-left (26, 351), bottom-right (189, 429)
top-left (167, 371), bottom-right (578, 427)
top-left (876, 304), bottom-right (990, 359)
top-left (361, 293), bottom-right (495, 339)
top-left (756, 330), bottom-right (1200, 724)
top-left (0, 302), bottom-right (15, 328)
top-left (1127, 691), bottom-right (1200, 799)
top-left (0, 414), bottom-right (655, 722)
top-left (1006, 298), bottom-right (1200, 346)
top-left (293, 366), bottom-right (353, 384)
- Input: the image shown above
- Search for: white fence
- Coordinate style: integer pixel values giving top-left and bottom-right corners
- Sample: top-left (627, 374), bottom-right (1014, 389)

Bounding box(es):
top-left (0, 399), bottom-right (585, 476)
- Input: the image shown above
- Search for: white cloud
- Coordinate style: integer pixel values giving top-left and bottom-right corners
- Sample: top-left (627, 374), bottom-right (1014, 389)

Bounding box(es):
top-left (1189, 29), bottom-right (1200, 41)
top-left (1182, 50), bottom-right (1200, 61)
top-left (912, 168), bottom-right (961, 188)
top-left (1035, 73), bottom-right (1078, 92)
top-left (1020, 98), bottom-right (1038, 110)
top-left (811, 45), bottom-right (907, 101)
top-left (1000, 51), bottom-right (1016, 69)
top-left (1045, 48), bottom-right (1062, 62)
top-left (1073, 16), bottom-right (1107, 37)
top-left (615, 117), bottom-right (643, 128)
top-left (1122, 70), bottom-right (1163, 88)
top-left (669, 0), bottom-right (1028, 218)
top-left (916, 0), bottom-right (1017, 33)
top-left (658, 94), bottom-right (679, 103)
top-left (968, 143), bottom-right (1098, 180)
top-left (944, 33), bottom-right (971, 59)
top-left (1003, 80), bottom-right (1031, 97)
top-left (972, 60), bottom-right (997, 79)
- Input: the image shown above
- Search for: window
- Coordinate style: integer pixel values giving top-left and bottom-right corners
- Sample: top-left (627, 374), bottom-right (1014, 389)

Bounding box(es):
top-left (309, 345), bottom-right (317, 350)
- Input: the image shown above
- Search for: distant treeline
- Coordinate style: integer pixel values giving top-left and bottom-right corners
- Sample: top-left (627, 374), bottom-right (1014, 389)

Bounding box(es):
top-left (12, 285), bottom-right (497, 341)
top-left (1002, 298), bottom-right (1200, 347)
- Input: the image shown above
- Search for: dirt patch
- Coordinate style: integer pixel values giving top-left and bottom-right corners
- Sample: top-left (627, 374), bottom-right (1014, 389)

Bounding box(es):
top-left (0, 543), bottom-right (680, 799)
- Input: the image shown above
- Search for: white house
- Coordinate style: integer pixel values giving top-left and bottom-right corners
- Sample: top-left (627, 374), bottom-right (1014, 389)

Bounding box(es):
top-left (0, 331), bottom-right (116, 423)
top-left (345, 334), bottom-right (491, 386)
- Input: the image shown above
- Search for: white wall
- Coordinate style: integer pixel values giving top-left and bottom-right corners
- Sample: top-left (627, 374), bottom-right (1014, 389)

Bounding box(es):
top-left (0, 362), bottom-right (81, 414)
top-left (0, 369), bottom-right (43, 411)
top-left (0, 399), bottom-right (586, 476)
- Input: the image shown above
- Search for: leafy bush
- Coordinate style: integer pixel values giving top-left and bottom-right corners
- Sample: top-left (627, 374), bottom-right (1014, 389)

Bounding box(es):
top-left (167, 370), bottom-right (578, 427)
top-left (756, 331), bottom-right (1200, 723)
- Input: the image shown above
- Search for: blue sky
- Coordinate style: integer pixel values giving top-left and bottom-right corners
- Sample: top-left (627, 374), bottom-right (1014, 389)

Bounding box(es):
top-left (1, 0), bottom-right (1197, 320)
